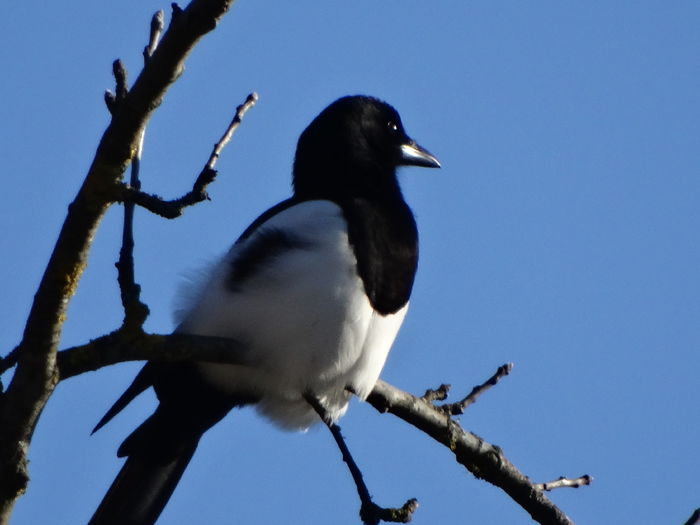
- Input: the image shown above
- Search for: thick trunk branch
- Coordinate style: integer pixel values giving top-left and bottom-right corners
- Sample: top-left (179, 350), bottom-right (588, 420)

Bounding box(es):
top-left (0, 2), bottom-right (235, 522)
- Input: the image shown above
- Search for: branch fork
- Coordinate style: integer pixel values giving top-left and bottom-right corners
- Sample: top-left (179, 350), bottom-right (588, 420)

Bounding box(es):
top-left (115, 92), bottom-right (258, 220)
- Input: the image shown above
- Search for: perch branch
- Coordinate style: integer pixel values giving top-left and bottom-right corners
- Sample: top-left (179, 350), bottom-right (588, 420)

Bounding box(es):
top-left (56, 331), bottom-right (253, 381)
top-left (51, 337), bottom-right (585, 525)
top-left (366, 379), bottom-right (581, 525)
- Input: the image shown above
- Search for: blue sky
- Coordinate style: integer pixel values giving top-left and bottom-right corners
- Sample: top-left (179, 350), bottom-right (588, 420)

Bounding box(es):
top-left (2, 1), bottom-right (698, 524)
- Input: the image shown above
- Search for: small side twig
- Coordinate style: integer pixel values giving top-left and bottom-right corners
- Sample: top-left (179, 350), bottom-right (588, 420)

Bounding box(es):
top-left (0, 348), bottom-right (19, 377)
top-left (144, 10), bottom-right (165, 61)
top-left (304, 393), bottom-right (417, 525)
top-left (421, 383), bottom-right (450, 403)
top-left (440, 362), bottom-right (513, 415)
top-left (105, 60), bottom-right (129, 114)
top-left (205, 91), bottom-right (259, 171)
top-left (116, 92), bottom-right (259, 218)
top-left (115, 10), bottom-right (168, 331)
top-left (534, 475), bottom-right (593, 492)
top-left (116, 140), bottom-right (148, 329)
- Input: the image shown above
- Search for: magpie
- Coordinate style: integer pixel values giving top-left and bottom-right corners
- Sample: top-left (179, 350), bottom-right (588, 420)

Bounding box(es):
top-left (88, 95), bottom-right (440, 525)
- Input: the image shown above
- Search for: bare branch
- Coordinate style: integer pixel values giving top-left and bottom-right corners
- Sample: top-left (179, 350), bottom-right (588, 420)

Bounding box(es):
top-left (366, 499), bottom-right (418, 524)
top-left (52, 334), bottom-right (584, 525)
top-left (56, 331), bottom-right (252, 381)
top-left (116, 8), bottom-right (170, 332)
top-left (207, 92), bottom-right (259, 170)
top-left (534, 475), bottom-right (593, 491)
top-left (0, 2), bottom-right (238, 521)
top-left (116, 129), bottom-right (150, 330)
top-left (116, 92), bottom-right (259, 218)
top-left (440, 362), bottom-right (513, 415)
top-left (366, 379), bottom-right (579, 525)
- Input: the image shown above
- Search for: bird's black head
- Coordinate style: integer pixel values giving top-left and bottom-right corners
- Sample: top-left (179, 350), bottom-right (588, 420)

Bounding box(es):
top-left (293, 96), bottom-right (439, 200)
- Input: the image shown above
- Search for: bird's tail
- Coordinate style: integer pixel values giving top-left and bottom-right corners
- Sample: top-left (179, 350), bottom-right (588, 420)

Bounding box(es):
top-left (88, 406), bottom-right (203, 525)
top-left (87, 440), bottom-right (197, 525)
top-left (88, 362), bottom-right (239, 525)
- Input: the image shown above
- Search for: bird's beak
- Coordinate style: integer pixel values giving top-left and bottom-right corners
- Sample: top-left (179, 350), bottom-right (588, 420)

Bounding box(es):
top-left (400, 141), bottom-right (441, 168)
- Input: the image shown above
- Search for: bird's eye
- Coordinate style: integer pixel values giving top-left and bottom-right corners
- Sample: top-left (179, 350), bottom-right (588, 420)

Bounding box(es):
top-left (387, 121), bottom-right (399, 133)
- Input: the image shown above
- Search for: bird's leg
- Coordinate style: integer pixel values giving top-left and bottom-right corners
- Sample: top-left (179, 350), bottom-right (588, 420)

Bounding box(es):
top-left (303, 392), bottom-right (383, 525)
top-left (303, 393), bottom-right (417, 523)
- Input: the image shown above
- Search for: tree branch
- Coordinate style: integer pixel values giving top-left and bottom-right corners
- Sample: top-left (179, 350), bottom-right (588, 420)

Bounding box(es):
top-left (439, 362), bottom-right (513, 415)
top-left (57, 331), bottom-right (253, 381)
top-left (114, 92), bottom-right (259, 219)
top-left (366, 380), bottom-right (580, 525)
top-left (0, 2), bottom-right (237, 522)
top-left (52, 334), bottom-right (586, 525)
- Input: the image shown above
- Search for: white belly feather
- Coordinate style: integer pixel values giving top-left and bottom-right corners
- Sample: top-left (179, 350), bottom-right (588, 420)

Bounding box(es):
top-left (175, 201), bottom-right (408, 430)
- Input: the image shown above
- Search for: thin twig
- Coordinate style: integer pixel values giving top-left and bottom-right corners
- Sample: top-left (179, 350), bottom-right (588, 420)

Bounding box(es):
top-left (116, 92), bottom-right (259, 218)
top-left (115, 9), bottom-right (168, 330)
top-left (440, 362), bottom-right (513, 415)
top-left (116, 130), bottom-right (148, 329)
top-left (207, 92), bottom-right (259, 170)
top-left (534, 475), bottom-right (593, 491)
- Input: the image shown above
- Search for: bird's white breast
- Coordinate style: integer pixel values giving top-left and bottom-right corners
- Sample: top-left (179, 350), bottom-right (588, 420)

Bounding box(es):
top-left (175, 200), bottom-right (407, 430)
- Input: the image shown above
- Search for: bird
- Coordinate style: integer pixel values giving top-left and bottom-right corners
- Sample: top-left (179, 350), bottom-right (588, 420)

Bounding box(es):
top-left (88, 95), bottom-right (440, 525)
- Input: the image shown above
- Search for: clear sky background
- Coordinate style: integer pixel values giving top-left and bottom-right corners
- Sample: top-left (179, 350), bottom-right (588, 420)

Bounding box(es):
top-left (2, 2), bottom-right (698, 524)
